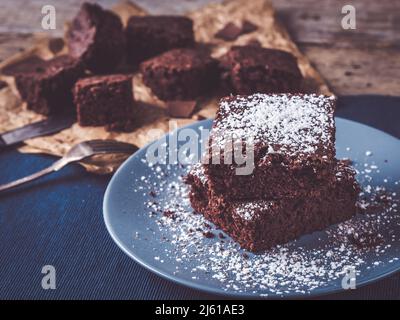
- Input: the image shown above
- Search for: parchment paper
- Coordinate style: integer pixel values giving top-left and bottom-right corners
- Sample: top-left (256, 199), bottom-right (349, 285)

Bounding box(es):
top-left (0, 0), bottom-right (331, 174)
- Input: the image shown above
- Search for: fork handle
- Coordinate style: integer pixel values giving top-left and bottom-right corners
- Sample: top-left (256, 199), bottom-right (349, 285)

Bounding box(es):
top-left (0, 159), bottom-right (66, 193)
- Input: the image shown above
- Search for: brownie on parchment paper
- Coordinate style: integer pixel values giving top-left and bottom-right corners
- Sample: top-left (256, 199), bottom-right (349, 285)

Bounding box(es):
top-left (66, 2), bottom-right (125, 74)
top-left (126, 16), bottom-right (195, 67)
top-left (140, 48), bottom-right (219, 101)
top-left (15, 55), bottom-right (84, 115)
top-left (203, 93), bottom-right (337, 200)
top-left (186, 162), bottom-right (359, 252)
top-left (73, 74), bottom-right (136, 131)
top-left (219, 45), bottom-right (303, 95)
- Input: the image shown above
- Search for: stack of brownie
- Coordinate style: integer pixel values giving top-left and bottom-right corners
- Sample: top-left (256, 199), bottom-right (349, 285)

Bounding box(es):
top-left (186, 93), bottom-right (360, 252)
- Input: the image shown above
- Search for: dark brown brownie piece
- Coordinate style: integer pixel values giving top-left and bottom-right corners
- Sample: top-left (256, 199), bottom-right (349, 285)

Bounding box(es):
top-left (0, 80), bottom-right (7, 90)
top-left (186, 162), bottom-right (360, 252)
top-left (219, 45), bottom-right (303, 94)
top-left (73, 74), bottom-right (136, 129)
top-left (215, 22), bottom-right (242, 41)
top-left (66, 2), bottom-right (125, 73)
top-left (15, 55), bottom-right (84, 115)
top-left (215, 20), bottom-right (258, 41)
top-left (140, 48), bottom-right (219, 101)
top-left (126, 16), bottom-right (195, 66)
top-left (204, 93), bottom-right (336, 200)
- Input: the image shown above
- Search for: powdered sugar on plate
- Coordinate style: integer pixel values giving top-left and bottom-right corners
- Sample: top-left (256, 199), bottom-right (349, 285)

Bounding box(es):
top-left (130, 150), bottom-right (400, 297)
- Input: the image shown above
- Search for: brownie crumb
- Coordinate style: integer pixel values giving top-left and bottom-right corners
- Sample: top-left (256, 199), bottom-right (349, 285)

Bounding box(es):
top-left (347, 231), bottom-right (384, 249)
top-left (149, 190), bottom-right (157, 197)
top-left (203, 231), bottom-right (215, 239)
top-left (163, 210), bottom-right (176, 220)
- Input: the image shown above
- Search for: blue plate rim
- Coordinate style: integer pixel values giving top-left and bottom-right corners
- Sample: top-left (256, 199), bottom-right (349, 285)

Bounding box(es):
top-left (103, 117), bottom-right (400, 298)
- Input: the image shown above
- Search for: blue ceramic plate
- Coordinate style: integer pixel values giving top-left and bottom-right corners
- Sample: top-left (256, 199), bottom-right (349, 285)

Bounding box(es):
top-left (104, 118), bottom-right (400, 298)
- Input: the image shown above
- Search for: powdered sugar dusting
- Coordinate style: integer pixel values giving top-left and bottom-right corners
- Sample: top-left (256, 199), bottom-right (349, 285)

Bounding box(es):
top-left (234, 200), bottom-right (274, 221)
top-left (129, 150), bottom-right (400, 297)
top-left (211, 94), bottom-right (335, 156)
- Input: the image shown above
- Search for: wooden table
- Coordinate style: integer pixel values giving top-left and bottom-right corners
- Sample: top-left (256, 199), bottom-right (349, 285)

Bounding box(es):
top-left (0, 0), bottom-right (398, 95)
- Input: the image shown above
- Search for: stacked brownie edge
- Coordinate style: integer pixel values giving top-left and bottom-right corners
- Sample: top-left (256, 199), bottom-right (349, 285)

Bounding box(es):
top-left (185, 93), bottom-right (360, 252)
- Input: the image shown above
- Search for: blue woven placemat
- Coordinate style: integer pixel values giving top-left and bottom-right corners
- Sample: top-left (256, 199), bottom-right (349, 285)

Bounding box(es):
top-left (0, 95), bottom-right (399, 300)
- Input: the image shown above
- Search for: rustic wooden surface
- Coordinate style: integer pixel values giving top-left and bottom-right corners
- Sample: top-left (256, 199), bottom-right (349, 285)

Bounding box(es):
top-left (0, 0), bottom-right (399, 95)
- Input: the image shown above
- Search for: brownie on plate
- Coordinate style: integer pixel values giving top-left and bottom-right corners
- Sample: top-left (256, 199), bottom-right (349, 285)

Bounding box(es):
top-left (203, 93), bottom-right (336, 200)
top-left (126, 16), bottom-right (195, 66)
top-left (15, 55), bottom-right (84, 115)
top-left (219, 45), bottom-right (303, 95)
top-left (186, 162), bottom-right (359, 252)
top-left (66, 2), bottom-right (125, 73)
top-left (140, 48), bottom-right (219, 101)
top-left (73, 74), bottom-right (135, 130)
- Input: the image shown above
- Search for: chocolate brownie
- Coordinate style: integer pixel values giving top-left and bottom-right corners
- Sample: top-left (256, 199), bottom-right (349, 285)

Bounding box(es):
top-left (186, 162), bottom-right (360, 252)
top-left (15, 55), bottom-right (84, 115)
top-left (219, 45), bottom-right (303, 95)
top-left (66, 2), bottom-right (125, 73)
top-left (140, 48), bottom-right (219, 101)
top-left (73, 74), bottom-right (135, 129)
top-left (203, 93), bottom-right (336, 200)
top-left (126, 16), bottom-right (195, 66)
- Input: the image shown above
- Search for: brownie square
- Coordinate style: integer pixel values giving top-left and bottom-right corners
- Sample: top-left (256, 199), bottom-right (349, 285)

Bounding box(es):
top-left (204, 93), bottom-right (336, 200)
top-left (126, 16), bottom-right (195, 67)
top-left (186, 162), bottom-right (360, 252)
top-left (219, 45), bottom-right (303, 95)
top-left (73, 74), bottom-right (135, 129)
top-left (15, 55), bottom-right (84, 115)
top-left (140, 48), bottom-right (219, 101)
top-left (66, 2), bottom-right (125, 73)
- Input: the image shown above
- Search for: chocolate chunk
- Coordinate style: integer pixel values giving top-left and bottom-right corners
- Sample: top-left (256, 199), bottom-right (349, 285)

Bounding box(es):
top-left (215, 22), bottom-right (242, 41)
top-left (48, 38), bottom-right (65, 54)
top-left (246, 39), bottom-right (262, 47)
top-left (167, 100), bottom-right (197, 118)
top-left (241, 20), bottom-right (258, 34)
top-left (0, 80), bottom-right (7, 90)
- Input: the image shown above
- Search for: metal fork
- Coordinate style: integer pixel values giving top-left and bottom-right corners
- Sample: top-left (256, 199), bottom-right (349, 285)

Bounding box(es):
top-left (0, 140), bottom-right (138, 192)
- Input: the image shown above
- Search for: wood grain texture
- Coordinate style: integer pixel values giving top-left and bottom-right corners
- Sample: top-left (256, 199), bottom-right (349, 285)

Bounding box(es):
top-left (272, 0), bottom-right (400, 48)
top-left (300, 45), bottom-right (400, 96)
top-left (0, 0), bottom-right (398, 95)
